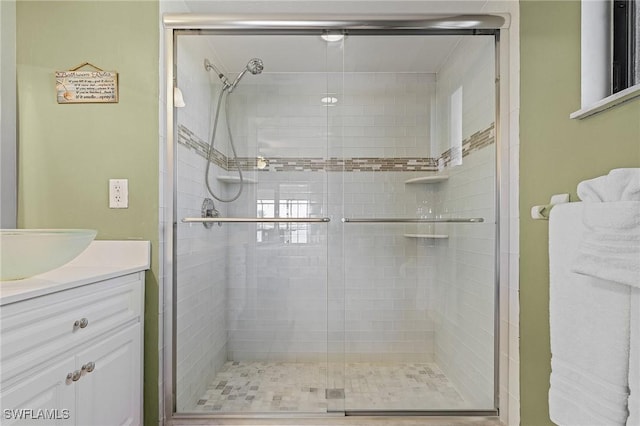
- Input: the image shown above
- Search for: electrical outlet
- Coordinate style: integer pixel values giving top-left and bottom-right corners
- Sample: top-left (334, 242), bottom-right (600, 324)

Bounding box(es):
top-left (109, 179), bottom-right (128, 208)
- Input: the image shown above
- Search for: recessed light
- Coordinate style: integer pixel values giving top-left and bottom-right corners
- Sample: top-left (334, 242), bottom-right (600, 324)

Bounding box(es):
top-left (321, 96), bottom-right (338, 105)
top-left (321, 33), bottom-right (344, 42)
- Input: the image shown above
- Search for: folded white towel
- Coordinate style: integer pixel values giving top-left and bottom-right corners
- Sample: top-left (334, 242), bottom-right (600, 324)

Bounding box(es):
top-left (550, 203), bottom-right (632, 426)
top-left (571, 201), bottom-right (640, 288)
top-left (628, 289), bottom-right (640, 426)
top-left (578, 168), bottom-right (640, 202)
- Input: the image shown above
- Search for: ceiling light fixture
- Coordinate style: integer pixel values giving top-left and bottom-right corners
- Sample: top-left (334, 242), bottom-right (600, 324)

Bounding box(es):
top-left (321, 33), bottom-right (344, 42)
top-left (321, 96), bottom-right (338, 106)
top-left (432, 20), bottom-right (483, 29)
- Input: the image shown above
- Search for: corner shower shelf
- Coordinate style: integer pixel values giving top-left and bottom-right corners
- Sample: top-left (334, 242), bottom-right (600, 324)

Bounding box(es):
top-left (403, 233), bottom-right (449, 239)
top-left (404, 175), bottom-right (448, 184)
top-left (216, 175), bottom-right (257, 184)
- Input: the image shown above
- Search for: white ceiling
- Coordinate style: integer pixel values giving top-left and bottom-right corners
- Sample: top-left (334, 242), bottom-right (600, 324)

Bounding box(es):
top-left (180, 0), bottom-right (492, 73)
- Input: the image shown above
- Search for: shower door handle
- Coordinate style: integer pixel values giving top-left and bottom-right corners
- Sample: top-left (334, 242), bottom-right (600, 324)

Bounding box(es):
top-left (181, 217), bottom-right (331, 223)
top-left (341, 217), bottom-right (484, 223)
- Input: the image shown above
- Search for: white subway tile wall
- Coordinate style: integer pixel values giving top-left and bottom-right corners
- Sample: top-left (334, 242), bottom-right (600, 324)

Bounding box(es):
top-left (175, 144), bottom-right (230, 411)
top-left (434, 37), bottom-right (496, 158)
top-left (176, 36), bottom-right (229, 157)
top-left (227, 72), bottom-right (435, 159)
top-left (225, 171), bottom-right (329, 363)
top-left (338, 170), bottom-right (436, 363)
top-left (430, 147), bottom-right (496, 408)
top-left (174, 35), bottom-right (231, 411)
top-left (430, 35), bottom-right (496, 408)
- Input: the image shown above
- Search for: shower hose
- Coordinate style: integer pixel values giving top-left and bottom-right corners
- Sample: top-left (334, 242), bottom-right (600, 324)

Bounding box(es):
top-left (204, 88), bottom-right (244, 203)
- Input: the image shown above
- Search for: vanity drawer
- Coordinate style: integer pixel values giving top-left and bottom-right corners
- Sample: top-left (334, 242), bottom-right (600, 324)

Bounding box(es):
top-left (0, 273), bottom-right (143, 381)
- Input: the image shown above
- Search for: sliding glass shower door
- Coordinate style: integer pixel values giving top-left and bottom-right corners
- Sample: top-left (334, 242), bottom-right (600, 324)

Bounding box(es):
top-left (336, 34), bottom-right (497, 413)
top-left (172, 29), bottom-right (498, 416)
top-left (174, 33), bottom-right (340, 414)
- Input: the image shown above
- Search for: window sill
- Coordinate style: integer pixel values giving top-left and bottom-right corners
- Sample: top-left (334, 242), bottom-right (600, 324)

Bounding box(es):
top-left (570, 83), bottom-right (640, 119)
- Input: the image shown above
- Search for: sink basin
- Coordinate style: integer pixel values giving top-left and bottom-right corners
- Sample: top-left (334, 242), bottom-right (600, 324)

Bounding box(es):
top-left (0, 229), bottom-right (97, 281)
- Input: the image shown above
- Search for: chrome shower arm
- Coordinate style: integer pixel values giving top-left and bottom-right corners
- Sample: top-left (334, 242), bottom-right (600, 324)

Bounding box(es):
top-left (204, 58), bottom-right (231, 88)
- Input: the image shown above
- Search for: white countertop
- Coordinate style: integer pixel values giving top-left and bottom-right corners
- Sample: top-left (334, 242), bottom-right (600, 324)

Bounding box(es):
top-left (0, 240), bottom-right (150, 306)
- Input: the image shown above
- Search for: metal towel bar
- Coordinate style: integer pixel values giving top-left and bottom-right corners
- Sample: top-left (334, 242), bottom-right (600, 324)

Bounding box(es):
top-left (182, 217), bottom-right (483, 224)
top-left (182, 217), bottom-right (331, 223)
top-left (341, 217), bottom-right (484, 223)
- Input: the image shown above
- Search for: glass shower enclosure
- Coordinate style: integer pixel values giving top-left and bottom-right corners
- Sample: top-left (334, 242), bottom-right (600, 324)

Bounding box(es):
top-left (168, 16), bottom-right (500, 418)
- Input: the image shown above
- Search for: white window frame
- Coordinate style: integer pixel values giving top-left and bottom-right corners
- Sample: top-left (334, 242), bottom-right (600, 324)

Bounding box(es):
top-left (571, 0), bottom-right (640, 119)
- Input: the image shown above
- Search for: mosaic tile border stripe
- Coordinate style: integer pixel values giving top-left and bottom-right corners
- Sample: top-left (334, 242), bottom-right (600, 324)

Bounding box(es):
top-left (229, 157), bottom-right (439, 172)
top-left (177, 123), bottom-right (494, 173)
top-left (177, 125), bottom-right (227, 170)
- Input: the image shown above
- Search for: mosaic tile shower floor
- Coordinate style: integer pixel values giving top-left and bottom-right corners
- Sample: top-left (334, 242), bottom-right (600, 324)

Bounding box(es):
top-left (192, 361), bottom-right (468, 413)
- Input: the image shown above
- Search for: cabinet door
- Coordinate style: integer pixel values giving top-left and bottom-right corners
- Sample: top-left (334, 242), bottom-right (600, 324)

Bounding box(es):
top-left (0, 357), bottom-right (75, 425)
top-left (75, 324), bottom-right (141, 426)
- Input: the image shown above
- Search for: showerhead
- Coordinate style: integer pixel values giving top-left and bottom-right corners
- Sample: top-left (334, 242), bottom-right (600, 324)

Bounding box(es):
top-left (204, 57), bottom-right (264, 93)
top-left (246, 58), bottom-right (264, 75)
top-left (229, 58), bottom-right (264, 92)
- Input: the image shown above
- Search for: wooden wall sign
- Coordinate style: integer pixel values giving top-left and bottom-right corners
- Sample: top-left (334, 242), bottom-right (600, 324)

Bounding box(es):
top-left (55, 62), bottom-right (118, 104)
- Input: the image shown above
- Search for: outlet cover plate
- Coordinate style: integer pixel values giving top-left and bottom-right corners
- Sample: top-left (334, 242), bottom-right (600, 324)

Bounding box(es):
top-left (109, 179), bottom-right (128, 208)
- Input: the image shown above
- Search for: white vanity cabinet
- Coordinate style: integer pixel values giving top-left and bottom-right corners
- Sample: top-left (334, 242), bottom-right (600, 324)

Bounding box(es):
top-left (0, 241), bottom-right (148, 426)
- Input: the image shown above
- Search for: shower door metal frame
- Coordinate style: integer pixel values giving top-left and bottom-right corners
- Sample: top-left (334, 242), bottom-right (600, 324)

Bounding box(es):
top-left (163, 14), bottom-right (507, 423)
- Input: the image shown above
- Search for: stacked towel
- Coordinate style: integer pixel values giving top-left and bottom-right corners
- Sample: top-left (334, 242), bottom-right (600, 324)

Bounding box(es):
top-left (555, 168), bottom-right (640, 426)
top-left (549, 203), bottom-right (632, 426)
top-left (630, 289), bottom-right (640, 426)
top-left (571, 201), bottom-right (640, 287)
top-left (577, 168), bottom-right (640, 202)
top-left (573, 168), bottom-right (640, 288)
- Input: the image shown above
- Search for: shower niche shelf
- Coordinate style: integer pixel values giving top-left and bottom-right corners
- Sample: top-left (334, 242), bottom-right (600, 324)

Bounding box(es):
top-left (404, 175), bottom-right (448, 184)
top-left (216, 176), bottom-right (257, 184)
top-left (403, 233), bottom-right (449, 239)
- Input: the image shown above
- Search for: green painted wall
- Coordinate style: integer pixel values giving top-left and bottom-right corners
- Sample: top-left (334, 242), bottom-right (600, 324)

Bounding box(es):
top-left (16, 1), bottom-right (160, 425)
top-left (520, 1), bottom-right (640, 425)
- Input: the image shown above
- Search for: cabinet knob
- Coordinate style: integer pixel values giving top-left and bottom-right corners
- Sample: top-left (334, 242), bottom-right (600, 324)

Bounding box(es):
top-left (66, 370), bottom-right (82, 383)
top-left (81, 361), bottom-right (96, 373)
top-left (73, 317), bottom-right (89, 329)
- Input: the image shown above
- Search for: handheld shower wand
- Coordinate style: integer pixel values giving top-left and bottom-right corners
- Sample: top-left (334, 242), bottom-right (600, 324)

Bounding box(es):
top-left (229, 58), bottom-right (264, 93)
top-left (202, 57), bottom-right (265, 205)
